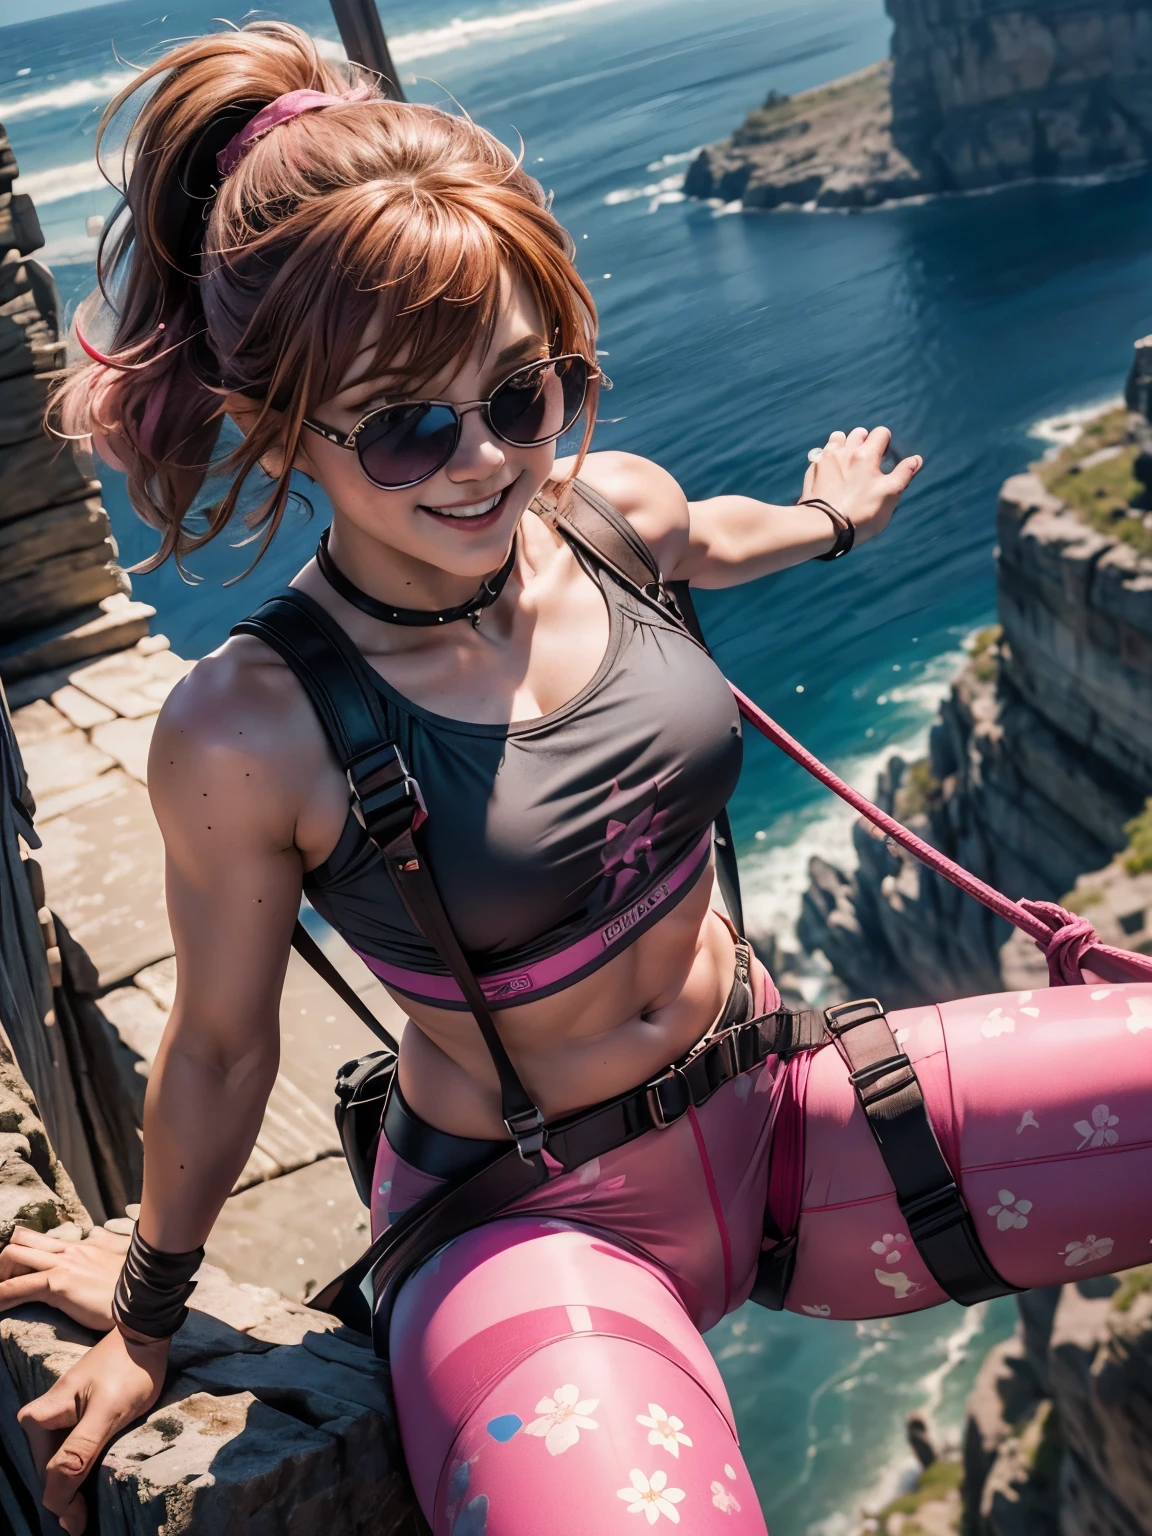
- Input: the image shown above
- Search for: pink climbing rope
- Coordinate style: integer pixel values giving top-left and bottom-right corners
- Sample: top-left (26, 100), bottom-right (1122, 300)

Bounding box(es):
top-left (730, 684), bottom-right (1152, 989)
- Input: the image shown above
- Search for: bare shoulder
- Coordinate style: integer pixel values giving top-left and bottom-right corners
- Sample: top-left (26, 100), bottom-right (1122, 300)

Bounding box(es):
top-left (557, 451), bottom-right (691, 574)
top-left (148, 634), bottom-right (333, 854)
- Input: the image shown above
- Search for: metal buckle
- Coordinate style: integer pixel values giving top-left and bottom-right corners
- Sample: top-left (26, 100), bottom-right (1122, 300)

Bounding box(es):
top-left (504, 1107), bottom-right (546, 1163)
top-left (348, 744), bottom-right (427, 848)
top-left (824, 998), bottom-right (885, 1035)
top-left (645, 1066), bottom-right (690, 1130)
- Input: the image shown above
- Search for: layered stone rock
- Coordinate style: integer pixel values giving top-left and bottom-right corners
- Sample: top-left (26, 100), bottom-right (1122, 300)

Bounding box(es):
top-left (0, 1030), bottom-right (423, 1535)
top-left (0, 126), bottom-right (150, 686)
top-left (687, 3), bottom-right (1152, 211)
top-left (798, 418), bottom-right (1152, 1004)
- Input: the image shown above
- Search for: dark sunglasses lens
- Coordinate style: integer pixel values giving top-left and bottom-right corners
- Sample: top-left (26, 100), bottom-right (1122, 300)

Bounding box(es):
top-left (489, 356), bottom-right (588, 446)
top-left (356, 403), bottom-right (458, 488)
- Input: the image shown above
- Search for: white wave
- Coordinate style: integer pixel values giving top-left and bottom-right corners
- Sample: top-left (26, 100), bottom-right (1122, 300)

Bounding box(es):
top-left (740, 648), bottom-right (965, 955)
top-left (0, 0), bottom-right (623, 127)
top-left (645, 147), bottom-right (700, 173)
top-left (15, 159), bottom-right (109, 204)
top-left (389, 0), bottom-right (625, 62)
top-left (0, 69), bottom-right (134, 122)
top-left (1030, 395), bottom-right (1124, 450)
top-left (916, 1301), bottom-right (989, 1424)
top-left (604, 172), bottom-right (686, 212)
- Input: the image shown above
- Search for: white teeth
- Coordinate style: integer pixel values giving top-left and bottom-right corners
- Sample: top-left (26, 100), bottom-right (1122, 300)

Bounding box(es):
top-left (425, 492), bottom-right (502, 519)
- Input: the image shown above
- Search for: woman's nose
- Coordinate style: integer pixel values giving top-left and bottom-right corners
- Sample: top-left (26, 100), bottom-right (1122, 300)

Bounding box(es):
top-left (447, 409), bottom-right (506, 481)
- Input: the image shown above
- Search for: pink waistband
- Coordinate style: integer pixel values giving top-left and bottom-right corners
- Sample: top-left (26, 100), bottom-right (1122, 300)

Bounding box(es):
top-left (355, 832), bottom-right (712, 1009)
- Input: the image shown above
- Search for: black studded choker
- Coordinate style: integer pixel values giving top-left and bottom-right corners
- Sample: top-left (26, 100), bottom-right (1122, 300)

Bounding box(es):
top-left (315, 527), bottom-right (517, 628)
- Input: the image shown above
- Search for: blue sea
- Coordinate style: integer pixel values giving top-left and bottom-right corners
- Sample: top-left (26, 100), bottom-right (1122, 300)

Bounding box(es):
top-left (10, 0), bottom-right (1151, 1524)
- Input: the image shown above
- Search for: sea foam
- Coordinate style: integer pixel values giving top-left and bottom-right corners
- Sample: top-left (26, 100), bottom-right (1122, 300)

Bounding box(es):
top-left (0, 0), bottom-right (624, 125)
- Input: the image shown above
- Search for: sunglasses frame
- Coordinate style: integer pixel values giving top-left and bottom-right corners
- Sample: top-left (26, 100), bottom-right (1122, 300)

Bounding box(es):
top-left (301, 353), bottom-right (597, 490)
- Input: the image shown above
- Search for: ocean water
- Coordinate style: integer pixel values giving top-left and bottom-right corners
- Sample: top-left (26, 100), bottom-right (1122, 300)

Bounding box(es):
top-left (7, 0), bottom-right (1150, 1525)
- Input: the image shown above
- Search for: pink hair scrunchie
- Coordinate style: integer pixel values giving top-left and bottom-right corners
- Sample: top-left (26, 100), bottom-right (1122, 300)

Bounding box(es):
top-left (216, 86), bottom-right (374, 177)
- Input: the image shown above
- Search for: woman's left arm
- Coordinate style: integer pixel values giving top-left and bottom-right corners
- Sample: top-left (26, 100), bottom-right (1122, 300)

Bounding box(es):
top-left (578, 426), bottom-right (922, 589)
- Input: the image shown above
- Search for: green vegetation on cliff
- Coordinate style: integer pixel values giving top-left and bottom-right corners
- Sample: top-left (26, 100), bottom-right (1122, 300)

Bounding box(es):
top-left (1036, 407), bottom-right (1152, 557)
top-left (1122, 798), bottom-right (1152, 875)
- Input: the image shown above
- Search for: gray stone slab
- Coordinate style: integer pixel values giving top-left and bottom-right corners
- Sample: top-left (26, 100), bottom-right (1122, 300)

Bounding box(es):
top-left (9, 698), bottom-right (70, 746)
top-left (97, 983), bottom-right (340, 1193)
top-left (277, 942), bottom-right (406, 1117)
top-left (33, 766), bottom-right (132, 826)
top-left (49, 683), bottom-right (115, 730)
top-left (1, 595), bottom-right (155, 687)
top-left (69, 647), bottom-right (193, 720)
top-left (133, 955), bottom-right (176, 1010)
top-left (33, 779), bottom-right (171, 988)
top-left (90, 712), bottom-right (156, 784)
top-left (205, 1156), bottom-right (369, 1304)
top-left (19, 729), bottom-right (115, 802)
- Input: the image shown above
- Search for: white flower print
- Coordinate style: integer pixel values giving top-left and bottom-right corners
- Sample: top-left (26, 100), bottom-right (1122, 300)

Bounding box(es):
top-left (637, 1404), bottom-right (693, 1457)
top-left (1090, 989), bottom-right (1112, 1001)
top-left (524, 1383), bottom-right (599, 1455)
top-left (802, 1303), bottom-right (832, 1317)
top-left (1016, 1110), bottom-right (1039, 1134)
top-left (870, 1232), bottom-right (907, 1265)
top-left (1016, 991), bottom-right (1040, 1018)
top-left (1127, 996), bottom-right (1152, 1035)
top-left (617, 1469), bottom-right (685, 1524)
top-left (1073, 1104), bottom-right (1119, 1150)
top-left (724, 1465), bottom-right (737, 1481)
top-left (1061, 1234), bottom-right (1115, 1267)
top-left (987, 1189), bottom-right (1032, 1230)
top-left (981, 1006), bottom-right (1015, 1039)
top-left (874, 1268), bottom-right (919, 1299)
top-left (711, 1480), bottom-right (742, 1514)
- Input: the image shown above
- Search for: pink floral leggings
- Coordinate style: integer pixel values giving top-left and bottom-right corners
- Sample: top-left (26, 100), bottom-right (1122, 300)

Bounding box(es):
top-left (374, 979), bottom-right (1152, 1534)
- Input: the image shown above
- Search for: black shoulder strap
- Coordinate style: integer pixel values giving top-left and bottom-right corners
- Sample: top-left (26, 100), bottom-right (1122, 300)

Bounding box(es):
top-left (824, 998), bottom-right (1021, 1305)
top-left (290, 918), bottom-right (399, 1054)
top-left (536, 479), bottom-right (745, 934)
top-left (233, 591), bottom-right (546, 1162)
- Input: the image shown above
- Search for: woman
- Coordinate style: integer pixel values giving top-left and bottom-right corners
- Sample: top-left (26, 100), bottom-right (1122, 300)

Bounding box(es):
top-left (3, 18), bottom-right (1068, 1535)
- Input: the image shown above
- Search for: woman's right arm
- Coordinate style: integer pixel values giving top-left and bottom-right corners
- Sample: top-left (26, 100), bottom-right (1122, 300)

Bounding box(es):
top-left (17, 647), bottom-right (314, 1535)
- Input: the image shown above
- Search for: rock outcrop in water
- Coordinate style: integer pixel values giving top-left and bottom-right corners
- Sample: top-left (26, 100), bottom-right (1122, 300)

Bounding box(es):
top-left (798, 349), bottom-right (1152, 1008)
top-left (686, 2), bottom-right (1152, 210)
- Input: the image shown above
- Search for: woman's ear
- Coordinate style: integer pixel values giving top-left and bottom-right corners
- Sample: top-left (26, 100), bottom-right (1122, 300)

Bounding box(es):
top-left (222, 391), bottom-right (316, 479)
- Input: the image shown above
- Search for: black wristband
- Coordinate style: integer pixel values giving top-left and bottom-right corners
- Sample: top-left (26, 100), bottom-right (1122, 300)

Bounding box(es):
top-left (800, 498), bottom-right (855, 561)
top-left (112, 1227), bottom-right (204, 1341)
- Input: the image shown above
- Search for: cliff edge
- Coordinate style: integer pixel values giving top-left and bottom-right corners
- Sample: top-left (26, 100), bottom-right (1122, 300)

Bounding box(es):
top-left (687, 2), bottom-right (1152, 212)
top-left (798, 354), bottom-right (1152, 1006)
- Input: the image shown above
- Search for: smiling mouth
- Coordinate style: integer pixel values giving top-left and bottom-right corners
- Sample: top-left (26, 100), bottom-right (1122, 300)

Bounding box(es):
top-left (418, 484), bottom-right (512, 521)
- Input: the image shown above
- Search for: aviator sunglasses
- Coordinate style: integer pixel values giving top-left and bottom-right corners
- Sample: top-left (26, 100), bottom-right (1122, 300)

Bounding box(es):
top-left (302, 353), bottom-right (595, 491)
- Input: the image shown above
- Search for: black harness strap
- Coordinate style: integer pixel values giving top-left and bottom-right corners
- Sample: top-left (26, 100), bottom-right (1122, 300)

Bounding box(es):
top-left (234, 591), bottom-right (548, 1165)
top-left (290, 919), bottom-right (399, 1053)
top-left (824, 999), bottom-right (1020, 1305)
top-left (310, 1002), bottom-right (825, 1340)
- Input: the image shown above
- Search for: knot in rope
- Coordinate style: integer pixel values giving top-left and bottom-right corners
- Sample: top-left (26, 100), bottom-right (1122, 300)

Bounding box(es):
top-left (1018, 900), bottom-right (1098, 986)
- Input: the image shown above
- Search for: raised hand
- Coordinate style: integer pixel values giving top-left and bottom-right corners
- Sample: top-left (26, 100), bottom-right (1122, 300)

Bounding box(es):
top-left (0, 1224), bottom-right (127, 1332)
top-left (18, 1327), bottom-right (168, 1535)
top-left (803, 426), bottom-right (922, 545)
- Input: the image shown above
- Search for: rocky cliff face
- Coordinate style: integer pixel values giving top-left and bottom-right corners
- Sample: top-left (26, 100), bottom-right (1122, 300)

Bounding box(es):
top-left (798, 366), bottom-right (1152, 1006)
top-left (959, 1276), bottom-right (1152, 1536)
top-left (687, 2), bottom-right (1152, 210)
top-left (889, 0), bottom-right (1152, 193)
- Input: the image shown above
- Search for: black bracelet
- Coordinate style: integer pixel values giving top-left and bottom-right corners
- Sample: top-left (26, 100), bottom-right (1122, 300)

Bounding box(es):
top-left (112, 1227), bottom-right (204, 1341)
top-left (800, 498), bottom-right (855, 561)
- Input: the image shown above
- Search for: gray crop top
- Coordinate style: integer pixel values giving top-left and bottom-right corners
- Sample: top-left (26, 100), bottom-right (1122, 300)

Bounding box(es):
top-left (303, 527), bottom-right (742, 1009)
